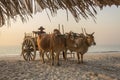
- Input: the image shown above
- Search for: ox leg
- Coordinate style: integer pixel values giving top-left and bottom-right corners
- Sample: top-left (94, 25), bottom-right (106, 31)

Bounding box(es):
top-left (50, 50), bottom-right (54, 66)
top-left (39, 51), bottom-right (42, 62)
top-left (56, 52), bottom-right (60, 66)
top-left (46, 52), bottom-right (50, 60)
top-left (77, 52), bottom-right (80, 64)
top-left (63, 51), bottom-right (66, 60)
top-left (71, 51), bottom-right (73, 58)
top-left (41, 51), bottom-right (45, 63)
top-left (63, 50), bottom-right (67, 61)
top-left (81, 54), bottom-right (84, 63)
top-left (73, 52), bottom-right (75, 58)
top-left (39, 51), bottom-right (45, 64)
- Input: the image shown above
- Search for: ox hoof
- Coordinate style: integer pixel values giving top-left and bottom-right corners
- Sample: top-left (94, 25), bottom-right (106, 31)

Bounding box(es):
top-left (81, 61), bottom-right (84, 64)
top-left (65, 59), bottom-right (68, 62)
top-left (77, 61), bottom-right (80, 64)
top-left (51, 63), bottom-right (54, 66)
top-left (42, 62), bottom-right (45, 64)
top-left (42, 60), bottom-right (45, 63)
top-left (56, 63), bottom-right (60, 66)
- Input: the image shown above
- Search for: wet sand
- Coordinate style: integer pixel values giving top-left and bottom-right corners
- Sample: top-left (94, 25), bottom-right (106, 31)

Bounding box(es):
top-left (0, 53), bottom-right (120, 80)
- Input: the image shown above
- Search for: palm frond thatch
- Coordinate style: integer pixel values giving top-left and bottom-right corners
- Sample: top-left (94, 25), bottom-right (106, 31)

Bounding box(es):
top-left (0, 0), bottom-right (120, 27)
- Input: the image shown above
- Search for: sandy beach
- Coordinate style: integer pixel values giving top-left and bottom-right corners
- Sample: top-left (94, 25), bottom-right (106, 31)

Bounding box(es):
top-left (0, 53), bottom-right (120, 80)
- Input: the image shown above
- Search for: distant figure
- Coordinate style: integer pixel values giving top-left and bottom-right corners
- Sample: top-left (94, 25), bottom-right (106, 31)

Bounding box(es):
top-left (38, 26), bottom-right (46, 35)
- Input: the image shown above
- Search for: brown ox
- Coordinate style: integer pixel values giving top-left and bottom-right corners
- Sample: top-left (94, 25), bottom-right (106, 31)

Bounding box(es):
top-left (67, 31), bottom-right (96, 64)
top-left (37, 29), bottom-right (76, 66)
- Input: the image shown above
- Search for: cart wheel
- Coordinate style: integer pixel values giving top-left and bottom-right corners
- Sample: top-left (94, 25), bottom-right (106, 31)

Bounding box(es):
top-left (22, 38), bottom-right (36, 61)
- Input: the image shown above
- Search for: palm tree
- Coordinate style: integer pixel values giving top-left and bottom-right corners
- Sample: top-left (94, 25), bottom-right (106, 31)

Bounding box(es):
top-left (0, 0), bottom-right (120, 27)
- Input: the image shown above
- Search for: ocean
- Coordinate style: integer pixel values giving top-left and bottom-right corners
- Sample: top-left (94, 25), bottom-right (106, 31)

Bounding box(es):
top-left (88, 45), bottom-right (120, 53)
top-left (0, 45), bottom-right (120, 57)
top-left (0, 45), bottom-right (21, 57)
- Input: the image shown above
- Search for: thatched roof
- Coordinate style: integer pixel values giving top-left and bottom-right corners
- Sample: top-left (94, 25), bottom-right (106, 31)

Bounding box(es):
top-left (0, 0), bottom-right (120, 27)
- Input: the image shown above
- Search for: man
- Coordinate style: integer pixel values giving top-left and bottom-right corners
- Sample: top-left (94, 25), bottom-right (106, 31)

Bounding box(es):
top-left (32, 26), bottom-right (46, 36)
top-left (38, 26), bottom-right (46, 35)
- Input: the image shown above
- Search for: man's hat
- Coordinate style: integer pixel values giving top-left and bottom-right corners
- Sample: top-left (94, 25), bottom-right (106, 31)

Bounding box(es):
top-left (38, 26), bottom-right (45, 30)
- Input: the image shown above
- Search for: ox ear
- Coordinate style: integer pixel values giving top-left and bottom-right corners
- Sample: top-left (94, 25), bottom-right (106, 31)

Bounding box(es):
top-left (91, 32), bottom-right (95, 35)
top-left (70, 35), bottom-right (75, 40)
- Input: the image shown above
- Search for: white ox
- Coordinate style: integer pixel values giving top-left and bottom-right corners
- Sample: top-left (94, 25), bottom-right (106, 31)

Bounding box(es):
top-left (67, 30), bottom-right (96, 64)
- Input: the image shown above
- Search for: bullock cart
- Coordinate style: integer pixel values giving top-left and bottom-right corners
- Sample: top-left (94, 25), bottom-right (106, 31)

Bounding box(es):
top-left (21, 31), bottom-right (39, 61)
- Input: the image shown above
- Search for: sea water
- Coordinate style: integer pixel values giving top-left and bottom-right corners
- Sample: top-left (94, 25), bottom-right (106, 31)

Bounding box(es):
top-left (0, 45), bottom-right (120, 57)
top-left (88, 45), bottom-right (120, 53)
top-left (0, 45), bottom-right (21, 57)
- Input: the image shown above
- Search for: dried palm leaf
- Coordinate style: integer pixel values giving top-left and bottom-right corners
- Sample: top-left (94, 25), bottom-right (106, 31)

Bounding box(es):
top-left (0, 0), bottom-right (120, 27)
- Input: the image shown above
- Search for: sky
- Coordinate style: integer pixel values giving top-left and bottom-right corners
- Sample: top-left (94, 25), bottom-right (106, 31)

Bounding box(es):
top-left (0, 6), bottom-right (120, 46)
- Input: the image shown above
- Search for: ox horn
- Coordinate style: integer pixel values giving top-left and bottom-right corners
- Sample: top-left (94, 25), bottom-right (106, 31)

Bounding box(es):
top-left (92, 32), bottom-right (95, 35)
top-left (81, 28), bottom-right (84, 34)
top-left (84, 28), bottom-right (88, 35)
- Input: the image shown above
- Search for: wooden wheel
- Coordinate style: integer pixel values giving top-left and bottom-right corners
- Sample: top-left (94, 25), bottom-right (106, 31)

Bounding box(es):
top-left (21, 38), bottom-right (36, 61)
